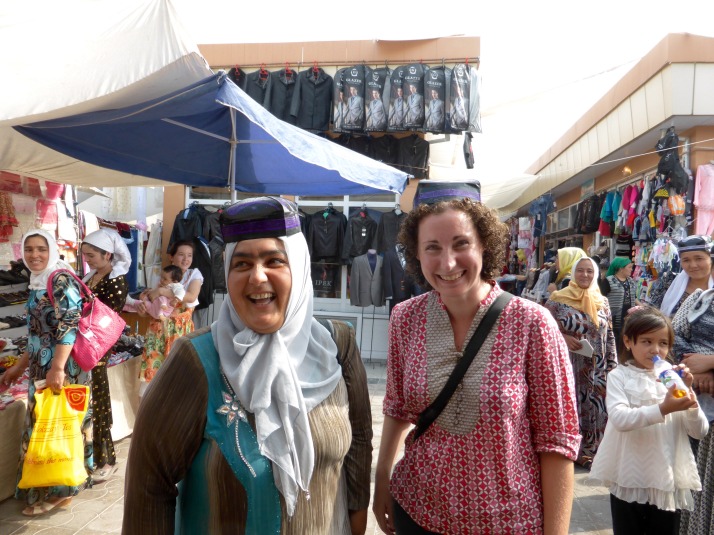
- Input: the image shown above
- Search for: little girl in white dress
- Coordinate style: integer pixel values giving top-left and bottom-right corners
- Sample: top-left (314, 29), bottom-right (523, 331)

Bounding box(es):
top-left (589, 306), bottom-right (708, 535)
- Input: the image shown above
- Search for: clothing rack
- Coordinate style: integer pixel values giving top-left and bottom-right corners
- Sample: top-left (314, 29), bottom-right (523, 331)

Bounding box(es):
top-left (587, 167), bottom-right (657, 198)
top-left (223, 57), bottom-right (479, 71)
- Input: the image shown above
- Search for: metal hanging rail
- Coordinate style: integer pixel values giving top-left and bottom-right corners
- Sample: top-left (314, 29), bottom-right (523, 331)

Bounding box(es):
top-left (218, 57), bottom-right (480, 71)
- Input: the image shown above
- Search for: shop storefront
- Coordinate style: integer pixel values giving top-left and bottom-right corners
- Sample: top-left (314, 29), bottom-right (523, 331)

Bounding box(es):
top-left (503, 34), bottom-right (714, 304)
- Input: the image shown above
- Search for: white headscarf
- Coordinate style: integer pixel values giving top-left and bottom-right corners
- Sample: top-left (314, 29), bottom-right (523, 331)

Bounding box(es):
top-left (81, 229), bottom-right (132, 281)
top-left (21, 229), bottom-right (75, 290)
top-left (211, 232), bottom-right (342, 516)
top-left (661, 270), bottom-right (714, 317)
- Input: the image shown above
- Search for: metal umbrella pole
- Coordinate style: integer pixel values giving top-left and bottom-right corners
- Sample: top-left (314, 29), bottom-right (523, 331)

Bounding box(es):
top-left (229, 108), bottom-right (237, 203)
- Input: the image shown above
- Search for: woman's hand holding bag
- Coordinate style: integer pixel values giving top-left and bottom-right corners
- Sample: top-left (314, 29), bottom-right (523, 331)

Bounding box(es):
top-left (18, 385), bottom-right (90, 489)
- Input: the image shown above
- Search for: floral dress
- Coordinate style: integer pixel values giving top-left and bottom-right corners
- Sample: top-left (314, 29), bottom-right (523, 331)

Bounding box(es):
top-left (89, 274), bottom-right (128, 468)
top-left (544, 299), bottom-right (617, 464)
top-left (139, 269), bottom-right (198, 384)
top-left (16, 272), bottom-right (92, 505)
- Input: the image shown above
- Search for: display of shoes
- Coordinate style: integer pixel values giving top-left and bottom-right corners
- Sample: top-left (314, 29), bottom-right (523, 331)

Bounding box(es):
top-left (0, 272), bottom-right (28, 285)
top-left (0, 316), bottom-right (26, 329)
top-left (0, 290), bottom-right (30, 305)
top-left (0, 261), bottom-right (30, 285)
top-left (114, 333), bottom-right (145, 356)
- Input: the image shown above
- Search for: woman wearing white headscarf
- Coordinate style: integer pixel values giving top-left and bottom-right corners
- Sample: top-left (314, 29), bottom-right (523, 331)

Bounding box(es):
top-left (653, 235), bottom-right (714, 318)
top-left (545, 257), bottom-right (617, 468)
top-left (669, 238), bottom-right (714, 535)
top-left (123, 197), bottom-right (372, 535)
top-left (0, 229), bottom-right (90, 516)
top-left (80, 229), bottom-right (131, 483)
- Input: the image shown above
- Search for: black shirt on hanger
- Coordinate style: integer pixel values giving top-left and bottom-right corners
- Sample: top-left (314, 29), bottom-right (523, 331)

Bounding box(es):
top-left (343, 211), bottom-right (378, 261)
top-left (377, 209), bottom-right (406, 253)
top-left (369, 135), bottom-right (398, 166)
top-left (307, 207), bottom-right (347, 262)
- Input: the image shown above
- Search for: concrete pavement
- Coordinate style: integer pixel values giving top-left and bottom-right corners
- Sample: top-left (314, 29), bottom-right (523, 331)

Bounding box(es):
top-left (0, 362), bottom-right (613, 534)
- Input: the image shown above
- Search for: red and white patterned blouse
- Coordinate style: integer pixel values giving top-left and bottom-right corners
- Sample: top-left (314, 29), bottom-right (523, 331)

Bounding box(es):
top-left (384, 284), bottom-right (580, 534)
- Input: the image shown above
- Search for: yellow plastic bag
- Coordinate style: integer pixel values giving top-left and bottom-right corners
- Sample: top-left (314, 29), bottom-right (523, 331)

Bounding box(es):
top-left (18, 385), bottom-right (90, 489)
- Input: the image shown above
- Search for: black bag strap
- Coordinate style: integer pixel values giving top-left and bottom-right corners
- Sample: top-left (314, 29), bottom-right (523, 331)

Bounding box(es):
top-left (413, 291), bottom-right (513, 440)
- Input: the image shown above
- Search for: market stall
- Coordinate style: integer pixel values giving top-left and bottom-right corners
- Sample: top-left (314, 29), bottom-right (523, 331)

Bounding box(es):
top-left (0, 0), bottom-right (412, 504)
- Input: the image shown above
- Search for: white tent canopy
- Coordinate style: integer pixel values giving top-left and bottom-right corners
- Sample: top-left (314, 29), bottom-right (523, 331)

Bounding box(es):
top-left (1, 0), bottom-right (407, 195)
top-left (0, 0), bottom-right (213, 187)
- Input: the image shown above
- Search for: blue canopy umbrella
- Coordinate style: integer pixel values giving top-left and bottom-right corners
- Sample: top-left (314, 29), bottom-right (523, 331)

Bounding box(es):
top-left (14, 72), bottom-right (409, 199)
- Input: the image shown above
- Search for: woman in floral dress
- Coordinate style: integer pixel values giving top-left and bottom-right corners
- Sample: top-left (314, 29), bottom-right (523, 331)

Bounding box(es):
top-left (81, 229), bottom-right (131, 482)
top-left (1, 229), bottom-right (91, 516)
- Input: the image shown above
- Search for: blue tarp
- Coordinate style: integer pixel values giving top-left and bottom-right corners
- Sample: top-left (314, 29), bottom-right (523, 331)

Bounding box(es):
top-left (15, 72), bottom-right (409, 196)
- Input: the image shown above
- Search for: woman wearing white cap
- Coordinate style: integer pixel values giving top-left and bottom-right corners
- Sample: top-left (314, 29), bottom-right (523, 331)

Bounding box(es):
top-left (80, 229), bottom-right (132, 483)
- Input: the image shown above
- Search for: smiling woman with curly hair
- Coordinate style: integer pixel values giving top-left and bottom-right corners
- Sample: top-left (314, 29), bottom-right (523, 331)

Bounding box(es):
top-left (373, 188), bottom-right (580, 535)
top-left (397, 198), bottom-right (509, 290)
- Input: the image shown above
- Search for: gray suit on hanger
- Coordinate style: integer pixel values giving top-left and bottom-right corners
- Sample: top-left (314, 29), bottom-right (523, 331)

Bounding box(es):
top-left (425, 97), bottom-right (444, 130)
top-left (350, 253), bottom-right (385, 307)
top-left (366, 98), bottom-right (387, 130)
top-left (406, 92), bottom-right (424, 124)
top-left (451, 96), bottom-right (468, 129)
top-left (345, 95), bottom-right (364, 126)
top-left (389, 97), bottom-right (406, 128)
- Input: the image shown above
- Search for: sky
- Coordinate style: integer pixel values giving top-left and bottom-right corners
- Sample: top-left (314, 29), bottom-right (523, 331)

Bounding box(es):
top-left (172, 0), bottom-right (714, 186)
top-left (4, 0), bottom-right (714, 201)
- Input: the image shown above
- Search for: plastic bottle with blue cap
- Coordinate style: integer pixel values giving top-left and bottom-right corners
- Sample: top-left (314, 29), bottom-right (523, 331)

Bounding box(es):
top-left (652, 356), bottom-right (688, 398)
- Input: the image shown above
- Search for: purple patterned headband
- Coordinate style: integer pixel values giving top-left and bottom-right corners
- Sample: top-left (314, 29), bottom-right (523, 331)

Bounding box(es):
top-left (413, 181), bottom-right (482, 208)
top-left (220, 196), bottom-right (301, 243)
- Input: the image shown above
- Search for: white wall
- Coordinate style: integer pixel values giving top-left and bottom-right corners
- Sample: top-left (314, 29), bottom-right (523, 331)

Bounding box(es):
top-left (76, 186), bottom-right (164, 226)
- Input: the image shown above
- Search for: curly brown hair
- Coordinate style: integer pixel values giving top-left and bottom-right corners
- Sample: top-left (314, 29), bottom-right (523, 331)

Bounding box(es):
top-left (397, 198), bottom-right (509, 291)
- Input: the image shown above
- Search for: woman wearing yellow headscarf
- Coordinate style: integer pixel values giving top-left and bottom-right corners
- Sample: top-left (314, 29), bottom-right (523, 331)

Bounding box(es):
top-left (545, 257), bottom-right (617, 469)
top-left (555, 247), bottom-right (588, 285)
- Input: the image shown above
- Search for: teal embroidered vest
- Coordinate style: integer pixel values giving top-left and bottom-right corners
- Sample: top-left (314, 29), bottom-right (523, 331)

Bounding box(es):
top-left (174, 332), bottom-right (281, 535)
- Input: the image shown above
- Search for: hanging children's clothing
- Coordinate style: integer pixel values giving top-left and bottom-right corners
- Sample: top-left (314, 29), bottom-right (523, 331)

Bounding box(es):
top-left (694, 163), bottom-right (714, 236)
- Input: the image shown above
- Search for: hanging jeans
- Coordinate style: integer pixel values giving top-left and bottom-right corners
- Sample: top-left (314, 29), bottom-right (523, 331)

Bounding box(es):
top-left (529, 193), bottom-right (555, 238)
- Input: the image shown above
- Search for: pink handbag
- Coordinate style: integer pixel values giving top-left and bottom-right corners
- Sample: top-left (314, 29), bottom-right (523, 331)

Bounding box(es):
top-left (47, 269), bottom-right (126, 372)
